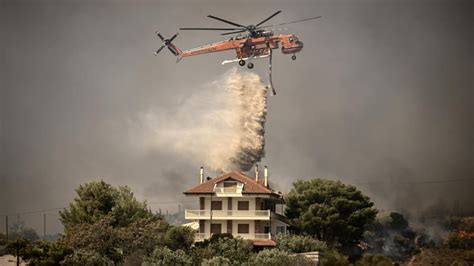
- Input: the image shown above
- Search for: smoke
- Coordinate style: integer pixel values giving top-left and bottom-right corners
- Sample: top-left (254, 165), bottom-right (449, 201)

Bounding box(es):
top-left (135, 68), bottom-right (268, 172)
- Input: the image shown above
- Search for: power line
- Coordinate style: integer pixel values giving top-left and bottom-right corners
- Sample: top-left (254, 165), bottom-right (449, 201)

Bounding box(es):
top-left (0, 177), bottom-right (472, 216)
top-left (351, 177), bottom-right (474, 185)
top-left (0, 200), bottom-right (195, 216)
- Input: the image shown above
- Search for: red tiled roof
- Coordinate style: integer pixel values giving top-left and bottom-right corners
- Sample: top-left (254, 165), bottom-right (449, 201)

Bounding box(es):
top-left (252, 239), bottom-right (277, 246)
top-left (184, 171), bottom-right (276, 195)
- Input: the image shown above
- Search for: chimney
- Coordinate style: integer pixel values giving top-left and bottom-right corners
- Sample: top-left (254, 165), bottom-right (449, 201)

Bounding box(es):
top-left (255, 164), bottom-right (259, 182)
top-left (200, 166), bottom-right (204, 184)
top-left (264, 165), bottom-right (268, 187)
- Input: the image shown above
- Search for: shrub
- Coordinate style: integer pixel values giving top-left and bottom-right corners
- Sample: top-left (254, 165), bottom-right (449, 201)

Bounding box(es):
top-left (251, 248), bottom-right (312, 266)
top-left (276, 234), bottom-right (327, 253)
top-left (207, 236), bottom-right (253, 264)
top-left (320, 249), bottom-right (350, 266)
top-left (202, 255), bottom-right (232, 266)
top-left (445, 232), bottom-right (469, 249)
top-left (143, 246), bottom-right (192, 265)
top-left (60, 249), bottom-right (113, 266)
top-left (164, 225), bottom-right (195, 251)
top-left (355, 254), bottom-right (393, 266)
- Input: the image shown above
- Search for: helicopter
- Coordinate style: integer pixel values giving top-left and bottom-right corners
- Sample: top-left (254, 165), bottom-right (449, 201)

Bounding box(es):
top-left (154, 11), bottom-right (321, 95)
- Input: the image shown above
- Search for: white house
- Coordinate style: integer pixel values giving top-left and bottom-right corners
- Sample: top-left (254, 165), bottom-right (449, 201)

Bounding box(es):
top-left (183, 166), bottom-right (289, 246)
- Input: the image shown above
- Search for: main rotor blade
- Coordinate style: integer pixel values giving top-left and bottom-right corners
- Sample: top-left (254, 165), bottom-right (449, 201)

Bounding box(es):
top-left (207, 15), bottom-right (245, 28)
top-left (260, 16), bottom-right (322, 28)
top-left (221, 29), bottom-right (247, 36)
top-left (256, 10), bottom-right (282, 27)
top-left (169, 33), bottom-right (178, 42)
top-left (156, 32), bottom-right (165, 41)
top-left (180, 27), bottom-right (243, 31)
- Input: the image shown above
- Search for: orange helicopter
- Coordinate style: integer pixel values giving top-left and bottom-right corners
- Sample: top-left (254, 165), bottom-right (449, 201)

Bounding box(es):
top-left (155, 11), bottom-right (321, 95)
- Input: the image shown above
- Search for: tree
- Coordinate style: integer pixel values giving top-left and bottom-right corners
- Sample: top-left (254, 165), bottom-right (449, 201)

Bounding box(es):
top-left (142, 246), bottom-right (192, 265)
top-left (6, 239), bottom-right (29, 265)
top-left (19, 240), bottom-right (72, 265)
top-left (250, 249), bottom-right (311, 266)
top-left (319, 249), bottom-right (350, 266)
top-left (364, 211), bottom-right (417, 261)
top-left (354, 254), bottom-right (393, 266)
top-left (8, 221), bottom-right (39, 241)
top-left (275, 234), bottom-right (327, 253)
top-left (59, 180), bottom-right (157, 231)
top-left (62, 217), bottom-right (124, 263)
top-left (61, 249), bottom-right (114, 266)
top-left (201, 256), bottom-right (232, 266)
top-left (164, 225), bottom-right (195, 252)
top-left (207, 235), bottom-right (253, 264)
top-left (285, 179), bottom-right (378, 248)
top-left (119, 216), bottom-right (169, 256)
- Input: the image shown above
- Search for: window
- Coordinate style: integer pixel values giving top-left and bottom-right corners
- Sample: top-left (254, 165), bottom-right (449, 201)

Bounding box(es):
top-left (223, 181), bottom-right (237, 187)
top-left (238, 224), bottom-right (249, 234)
top-left (276, 226), bottom-right (286, 234)
top-left (211, 223), bottom-right (222, 234)
top-left (211, 201), bottom-right (222, 210)
top-left (238, 201), bottom-right (249, 210)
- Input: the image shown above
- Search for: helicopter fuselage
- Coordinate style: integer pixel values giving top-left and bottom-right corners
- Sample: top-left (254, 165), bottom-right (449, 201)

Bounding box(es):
top-left (174, 33), bottom-right (303, 61)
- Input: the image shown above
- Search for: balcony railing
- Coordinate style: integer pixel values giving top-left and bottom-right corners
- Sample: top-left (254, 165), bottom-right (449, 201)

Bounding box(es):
top-left (194, 232), bottom-right (272, 242)
top-left (185, 209), bottom-right (271, 220)
top-left (213, 186), bottom-right (243, 196)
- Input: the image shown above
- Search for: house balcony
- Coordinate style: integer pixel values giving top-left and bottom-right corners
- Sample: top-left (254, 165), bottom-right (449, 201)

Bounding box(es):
top-left (185, 209), bottom-right (271, 220)
top-left (213, 186), bottom-right (243, 197)
top-left (194, 232), bottom-right (272, 242)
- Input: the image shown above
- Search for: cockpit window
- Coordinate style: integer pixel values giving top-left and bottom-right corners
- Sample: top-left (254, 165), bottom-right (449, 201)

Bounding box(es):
top-left (289, 37), bottom-right (294, 42)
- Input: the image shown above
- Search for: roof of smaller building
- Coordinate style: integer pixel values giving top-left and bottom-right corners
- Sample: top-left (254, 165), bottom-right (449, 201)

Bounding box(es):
top-left (252, 239), bottom-right (277, 246)
top-left (184, 171), bottom-right (278, 195)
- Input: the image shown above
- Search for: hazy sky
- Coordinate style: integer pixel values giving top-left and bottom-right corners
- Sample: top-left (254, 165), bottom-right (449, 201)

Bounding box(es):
top-left (1, 0), bottom-right (473, 234)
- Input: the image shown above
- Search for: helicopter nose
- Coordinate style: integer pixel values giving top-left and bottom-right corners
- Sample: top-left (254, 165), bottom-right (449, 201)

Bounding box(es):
top-left (296, 41), bottom-right (303, 49)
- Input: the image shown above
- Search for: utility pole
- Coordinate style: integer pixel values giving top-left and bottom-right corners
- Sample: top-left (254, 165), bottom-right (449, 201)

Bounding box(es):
top-left (5, 215), bottom-right (8, 240)
top-left (43, 213), bottom-right (46, 239)
top-left (178, 204), bottom-right (181, 214)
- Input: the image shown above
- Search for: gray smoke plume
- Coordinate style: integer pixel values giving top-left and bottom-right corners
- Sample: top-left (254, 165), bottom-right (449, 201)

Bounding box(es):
top-left (134, 68), bottom-right (268, 172)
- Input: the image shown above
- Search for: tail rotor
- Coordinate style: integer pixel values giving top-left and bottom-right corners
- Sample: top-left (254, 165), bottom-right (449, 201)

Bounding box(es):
top-left (155, 32), bottom-right (180, 56)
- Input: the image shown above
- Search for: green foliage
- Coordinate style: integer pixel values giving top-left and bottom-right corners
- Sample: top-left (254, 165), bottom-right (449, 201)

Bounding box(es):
top-left (458, 216), bottom-right (474, 232)
top-left (192, 234), bottom-right (253, 264)
top-left (201, 256), bottom-right (232, 266)
top-left (119, 216), bottom-right (169, 256)
top-left (319, 249), bottom-right (350, 266)
top-left (207, 235), bottom-right (253, 264)
top-left (354, 253), bottom-right (393, 266)
top-left (388, 212), bottom-right (408, 231)
top-left (276, 234), bottom-right (327, 253)
top-left (59, 180), bottom-right (156, 230)
top-left (6, 238), bottom-right (30, 259)
top-left (364, 211), bottom-right (417, 261)
top-left (21, 240), bottom-right (73, 265)
top-left (164, 225), bottom-right (195, 251)
top-left (285, 179), bottom-right (377, 248)
top-left (60, 249), bottom-right (114, 265)
top-left (445, 232), bottom-right (470, 249)
top-left (250, 248), bottom-right (312, 266)
top-left (142, 246), bottom-right (192, 265)
top-left (450, 259), bottom-right (469, 266)
top-left (63, 217), bottom-right (124, 263)
top-left (7, 222), bottom-right (40, 241)
top-left (209, 233), bottom-right (234, 243)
